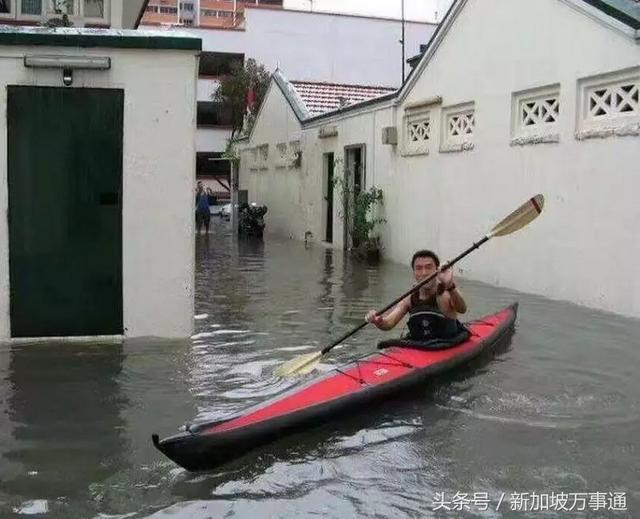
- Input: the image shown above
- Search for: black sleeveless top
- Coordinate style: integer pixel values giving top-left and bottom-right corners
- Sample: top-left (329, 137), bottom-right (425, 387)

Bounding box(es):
top-left (406, 291), bottom-right (461, 341)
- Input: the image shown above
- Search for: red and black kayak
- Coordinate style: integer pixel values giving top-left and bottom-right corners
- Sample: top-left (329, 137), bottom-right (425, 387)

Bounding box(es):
top-left (152, 304), bottom-right (517, 471)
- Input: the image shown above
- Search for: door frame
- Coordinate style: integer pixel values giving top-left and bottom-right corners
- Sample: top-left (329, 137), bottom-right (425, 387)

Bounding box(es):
top-left (322, 152), bottom-right (335, 243)
top-left (343, 144), bottom-right (366, 249)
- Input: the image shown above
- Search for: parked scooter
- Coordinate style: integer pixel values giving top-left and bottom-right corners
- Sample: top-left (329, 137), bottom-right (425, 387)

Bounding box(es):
top-left (238, 203), bottom-right (268, 238)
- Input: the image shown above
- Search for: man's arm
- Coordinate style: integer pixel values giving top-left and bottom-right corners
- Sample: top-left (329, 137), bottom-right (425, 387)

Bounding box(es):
top-left (448, 286), bottom-right (467, 314)
top-left (366, 298), bottom-right (410, 331)
top-left (436, 285), bottom-right (467, 317)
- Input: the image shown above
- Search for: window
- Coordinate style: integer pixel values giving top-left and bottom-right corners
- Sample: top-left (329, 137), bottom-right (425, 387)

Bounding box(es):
top-left (159, 6), bottom-right (177, 14)
top-left (196, 152), bottom-right (230, 176)
top-left (83, 0), bottom-right (104, 18)
top-left (145, 4), bottom-right (157, 12)
top-left (196, 101), bottom-right (233, 127)
top-left (248, 148), bottom-right (259, 171)
top-left (288, 140), bottom-right (301, 168)
top-left (21, 0), bottom-right (42, 15)
top-left (275, 143), bottom-right (287, 168)
top-left (180, 2), bottom-right (193, 11)
top-left (49, 0), bottom-right (75, 15)
top-left (511, 84), bottom-right (560, 146)
top-left (4, 0), bottom-right (106, 18)
top-left (440, 102), bottom-right (475, 153)
top-left (576, 67), bottom-right (640, 140)
top-left (403, 108), bottom-right (431, 155)
top-left (257, 144), bottom-right (269, 170)
top-left (198, 52), bottom-right (243, 77)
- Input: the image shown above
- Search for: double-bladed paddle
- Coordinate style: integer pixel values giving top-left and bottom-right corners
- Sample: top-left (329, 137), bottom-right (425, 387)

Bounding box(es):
top-left (276, 194), bottom-right (545, 377)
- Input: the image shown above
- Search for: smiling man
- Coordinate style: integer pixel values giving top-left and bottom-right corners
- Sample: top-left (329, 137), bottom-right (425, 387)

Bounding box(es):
top-left (365, 249), bottom-right (467, 342)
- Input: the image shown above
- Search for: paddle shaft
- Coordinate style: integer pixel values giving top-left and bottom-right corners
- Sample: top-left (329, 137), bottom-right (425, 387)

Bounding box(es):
top-left (320, 235), bottom-right (490, 355)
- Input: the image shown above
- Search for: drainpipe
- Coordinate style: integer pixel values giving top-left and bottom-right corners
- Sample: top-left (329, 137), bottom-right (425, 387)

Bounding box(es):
top-left (231, 159), bottom-right (239, 234)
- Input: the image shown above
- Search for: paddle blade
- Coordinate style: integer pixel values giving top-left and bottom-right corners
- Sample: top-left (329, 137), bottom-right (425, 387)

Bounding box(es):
top-left (276, 351), bottom-right (322, 377)
top-left (489, 194), bottom-right (544, 238)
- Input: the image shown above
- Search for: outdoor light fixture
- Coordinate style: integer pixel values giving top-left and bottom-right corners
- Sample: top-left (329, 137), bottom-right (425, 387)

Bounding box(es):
top-left (24, 55), bottom-right (111, 69)
top-left (62, 68), bottom-right (73, 87)
top-left (23, 55), bottom-right (111, 87)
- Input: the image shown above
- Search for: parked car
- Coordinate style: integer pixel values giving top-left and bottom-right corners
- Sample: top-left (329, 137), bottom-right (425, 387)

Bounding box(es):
top-left (210, 203), bottom-right (231, 219)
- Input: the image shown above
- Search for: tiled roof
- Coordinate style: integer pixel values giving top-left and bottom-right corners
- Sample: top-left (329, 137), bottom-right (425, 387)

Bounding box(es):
top-left (289, 80), bottom-right (396, 116)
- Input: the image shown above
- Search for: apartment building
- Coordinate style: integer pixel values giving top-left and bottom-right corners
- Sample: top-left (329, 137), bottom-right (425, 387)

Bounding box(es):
top-left (0, 0), bottom-right (147, 28)
top-left (141, 1), bottom-right (441, 196)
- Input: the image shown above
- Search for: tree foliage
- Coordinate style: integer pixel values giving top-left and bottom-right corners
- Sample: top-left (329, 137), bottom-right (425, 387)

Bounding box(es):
top-left (213, 58), bottom-right (271, 140)
top-left (333, 158), bottom-right (386, 261)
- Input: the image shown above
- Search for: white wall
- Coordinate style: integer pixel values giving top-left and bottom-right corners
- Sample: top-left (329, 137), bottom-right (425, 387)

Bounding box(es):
top-left (142, 7), bottom-right (436, 163)
top-left (197, 78), bottom-right (219, 101)
top-left (111, 0), bottom-right (124, 28)
top-left (284, 0), bottom-right (454, 23)
top-left (389, 0), bottom-right (640, 317)
top-left (121, 0), bottom-right (147, 29)
top-left (239, 79), bottom-right (397, 247)
top-left (197, 128), bottom-right (230, 152)
top-left (196, 79), bottom-right (229, 157)
top-left (242, 0), bottom-right (640, 319)
top-left (145, 7), bottom-right (435, 87)
top-left (303, 105), bottom-right (397, 250)
top-left (238, 82), bottom-right (308, 239)
top-left (0, 44), bottom-right (198, 339)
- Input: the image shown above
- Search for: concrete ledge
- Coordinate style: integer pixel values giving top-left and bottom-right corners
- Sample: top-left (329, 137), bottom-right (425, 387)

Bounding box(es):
top-left (0, 27), bottom-right (202, 50)
top-left (440, 141), bottom-right (474, 153)
top-left (6, 334), bottom-right (124, 345)
top-left (576, 123), bottom-right (640, 140)
top-left (510, 133), bottom-right (560, 146)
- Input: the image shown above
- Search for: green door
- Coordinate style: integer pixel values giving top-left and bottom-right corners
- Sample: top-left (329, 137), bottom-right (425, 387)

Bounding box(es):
top-left (7, 86), bottom-right (124, 337)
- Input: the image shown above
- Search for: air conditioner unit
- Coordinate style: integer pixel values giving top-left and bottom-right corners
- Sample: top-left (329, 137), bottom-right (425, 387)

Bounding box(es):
top-left (382, 126), bottom-right (397, 145)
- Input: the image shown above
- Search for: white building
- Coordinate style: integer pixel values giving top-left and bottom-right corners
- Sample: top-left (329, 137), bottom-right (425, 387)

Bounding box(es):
top-left (0, 0), bottom-right (147, 29)
top-left (284, 0), bottom-right (453, 23)
top-left (141, 4), bottom-right (438, 196)
top-left (0, 27), bottom-right (200, 341)
top-left (238, 0), bottom-right (640, 319)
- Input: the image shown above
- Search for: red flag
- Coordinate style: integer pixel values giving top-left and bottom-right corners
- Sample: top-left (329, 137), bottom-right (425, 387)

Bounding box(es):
top-left (246, 87), bottom-right (256, 112)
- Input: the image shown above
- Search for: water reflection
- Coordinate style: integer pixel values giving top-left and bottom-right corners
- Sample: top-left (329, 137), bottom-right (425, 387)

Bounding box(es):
top-left (1, 342), bottom-right (128, 517)
top-left (0, 217), bottom-right (639, 518)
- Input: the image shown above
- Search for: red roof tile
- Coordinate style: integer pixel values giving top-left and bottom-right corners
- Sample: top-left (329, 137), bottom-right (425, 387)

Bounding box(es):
top-left (290, 80), bottom-right (396, 116)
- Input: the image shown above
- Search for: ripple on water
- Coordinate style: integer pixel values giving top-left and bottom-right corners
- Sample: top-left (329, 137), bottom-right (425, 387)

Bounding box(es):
top-left (435, 381), bottom-right (638, 430)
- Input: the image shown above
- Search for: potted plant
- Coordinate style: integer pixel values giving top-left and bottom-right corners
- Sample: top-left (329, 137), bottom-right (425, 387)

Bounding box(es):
top-left (333, 162), bottom-right (386, 263)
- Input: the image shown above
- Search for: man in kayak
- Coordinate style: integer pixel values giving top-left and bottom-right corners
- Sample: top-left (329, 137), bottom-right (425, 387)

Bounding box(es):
top-left (366, 250), bottom-right (468, 342)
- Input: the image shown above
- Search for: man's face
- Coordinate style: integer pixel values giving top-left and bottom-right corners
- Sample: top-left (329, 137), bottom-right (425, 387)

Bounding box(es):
top-left (413, 256), bottom-right (438, 284)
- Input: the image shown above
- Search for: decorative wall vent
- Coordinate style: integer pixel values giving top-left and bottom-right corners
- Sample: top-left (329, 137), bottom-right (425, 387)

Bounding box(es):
top-left (275, 143), bottom-right (287, 168)
top-left (403, 108), bottom-right (430, 155)
top-left (511, 84), bottom-right (560, 146)
top-left (318, 125), bottom-right (338, 139)
top-left (288, 140), bottom-right (301, 169)
top-left (257, 144), bottom-right (269, 170)
top-left (576, 67), bottom-right (640, 140)
top-left (440, 102), bottom-right (475, 153)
